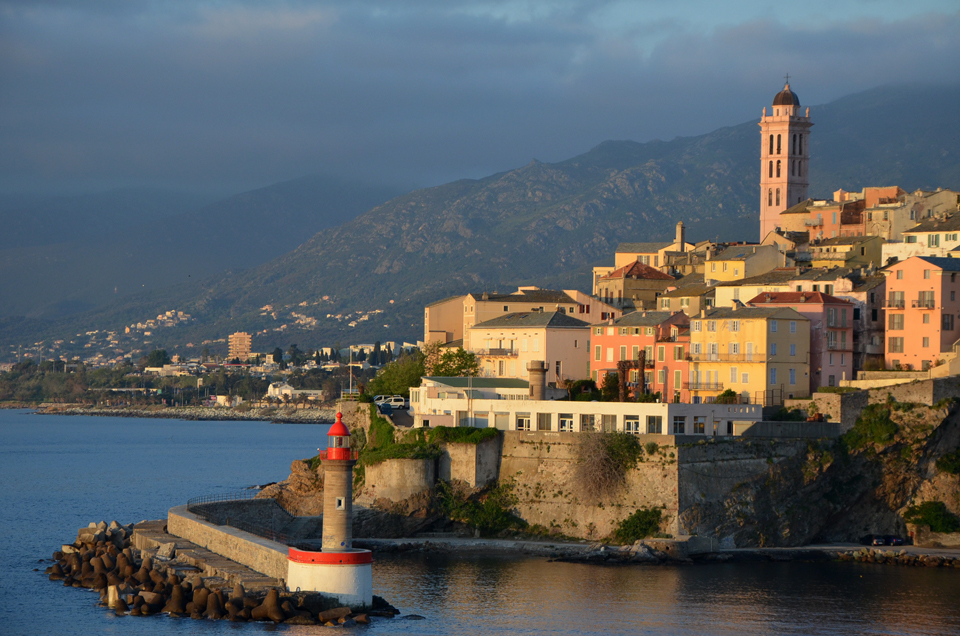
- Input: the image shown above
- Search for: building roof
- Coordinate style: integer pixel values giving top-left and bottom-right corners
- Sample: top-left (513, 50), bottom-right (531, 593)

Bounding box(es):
top-left (703, 306), bottom-right (807, 320)
top-left (600, 260), bottom-right (676, 281)
top-left (468, 289), bottom-right (575, 304)
top-left (853, 276), bottom-right (885, 293)
top-left (471, 311), bottom-right (590, 330)
top-left (423, 377), bottom-right (530, 389)
top-left (713, 244), bottom-right (771, 261)
top-left (616, 241), bottom-right (672, 254)
top-left (773, 83), bottom-right (800, 106)
top-left (746, 291), bottom-right (853, 306)
top-left (913, 256), bottom-right (960, 272)
top-left (780, 199), bottom-right (815, 215)
top-left (661, 284), bottom-right (714, 298)
top-left (594, 310), bottom-right (679, 328)
top-left (425, 295), bottom-right (463, 308)
top-left (715, 267), bottom-right (799, 287)
top-left (903, 213), bottom-right (960, 234)
top-left (814, 235), bottom-right (881, 247)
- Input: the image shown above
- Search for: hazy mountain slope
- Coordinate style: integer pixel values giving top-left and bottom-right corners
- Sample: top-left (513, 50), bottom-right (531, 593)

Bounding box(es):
top-left (3, 84), bottom-right (959, 357)
top-left (0, 176), bottom-right (403, 318)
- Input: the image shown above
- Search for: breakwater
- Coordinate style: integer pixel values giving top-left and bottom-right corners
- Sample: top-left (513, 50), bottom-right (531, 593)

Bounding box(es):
top-left (45, 519), bottom-right (397, 625)
top-left (34, 404), bottom-right (336, 423)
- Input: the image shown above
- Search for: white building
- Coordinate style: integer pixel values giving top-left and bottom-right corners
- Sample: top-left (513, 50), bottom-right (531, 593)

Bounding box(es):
top-left (410, 377), bottom-right (762, 436)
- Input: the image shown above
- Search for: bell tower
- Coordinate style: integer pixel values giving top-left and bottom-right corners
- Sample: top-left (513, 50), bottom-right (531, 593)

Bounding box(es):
top-left (759, 78), bottom-right (813, 240)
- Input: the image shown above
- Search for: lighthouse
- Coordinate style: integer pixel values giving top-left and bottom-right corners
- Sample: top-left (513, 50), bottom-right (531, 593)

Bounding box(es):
top-left (286, 412), bottom-right (373, 606)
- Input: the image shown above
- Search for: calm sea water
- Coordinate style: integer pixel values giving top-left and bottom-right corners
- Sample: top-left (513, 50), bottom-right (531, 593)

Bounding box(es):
top-left (2, 409), bottom-right (959, 636)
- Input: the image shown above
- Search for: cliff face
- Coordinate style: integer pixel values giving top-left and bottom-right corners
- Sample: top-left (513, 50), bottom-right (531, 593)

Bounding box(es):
top-left (680, 403), bottom-right (960, 547)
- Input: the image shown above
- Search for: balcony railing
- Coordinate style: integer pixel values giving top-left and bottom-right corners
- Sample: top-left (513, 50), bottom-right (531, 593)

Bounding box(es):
top-left (683, 382), bottom-right (724, 391)
top-left (478, 348), bottom-right (518, 357)
top-left (804, 218), bottom-right (823, 226)
top-left (688, 353), bottom-right (757, 363)
top-left (912, 299), bottom-right (936, 309)
top-left (826, 343), bottom-right (853, 351)
top-left (884, 299), bottom-right (905, 309)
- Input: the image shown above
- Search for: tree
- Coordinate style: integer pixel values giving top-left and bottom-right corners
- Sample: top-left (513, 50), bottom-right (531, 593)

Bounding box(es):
top-left (142, 349), bottom-right (171, 368)
top-left (366, 353), bottom-right (425, 398)
top-left (272, 347), bottom-right (283, 364)
top-left (600, 372), bottom-right (619, 401)
top-left (432, 348), bottom-right (480, 377)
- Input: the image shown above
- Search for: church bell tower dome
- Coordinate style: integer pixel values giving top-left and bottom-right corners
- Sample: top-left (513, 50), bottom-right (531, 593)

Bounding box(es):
top-left (773, 83), bottom-right (800, 107)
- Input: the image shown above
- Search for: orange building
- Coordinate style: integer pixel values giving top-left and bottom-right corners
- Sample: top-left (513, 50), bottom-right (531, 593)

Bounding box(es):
top-left (590, 311), bottom-right (690, 401)
top-left (883, 256), bottom-right (960, 371)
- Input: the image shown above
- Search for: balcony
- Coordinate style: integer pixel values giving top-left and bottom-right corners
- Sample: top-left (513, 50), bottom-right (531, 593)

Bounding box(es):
top-left (804, 218), bottom-right (823, 227)
top-left (912, 299), bottom-right (936, 309)
top-left (826, 343), bottom-right (853, 351)
top-left (883, 299), bottom-right (905, 309)
top-left (683, 382), bottom-right (724, 391)
top-left (688, 353), bottom-right (758, 363)
top-left (478, 348), bottom-right (518, 357)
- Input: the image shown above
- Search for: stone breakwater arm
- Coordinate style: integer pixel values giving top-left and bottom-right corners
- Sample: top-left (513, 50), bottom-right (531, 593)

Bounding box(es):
top-left (35, 405), bottom-right (336, 423)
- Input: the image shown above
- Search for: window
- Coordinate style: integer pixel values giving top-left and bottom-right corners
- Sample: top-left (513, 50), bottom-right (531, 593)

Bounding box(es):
top-left (789, 368), bottom-right (796, 385)
top-left (645, 345), bottom-right (654, 361)
top-left (673, 416), bottom-right (686, 435)
top-left (658, 346), bottom-right (665, 362)
top-left (924, 269), bottom-right (931, 279)
top-left (624, 415), bottom-right (640, 434)
top-left (661, 298), bottom-right (670, 309)
top-left (943, 314), bottom-right (955, 331)
top-left (594, 327), bottom-right (602, 335)
top-left (769, 134), bottom-right (774, 155)
top-left (516, 413), bottom-right (531, 431)
top-left (692, 342), bottom-right (701, 354)
top-left (594, 345), bottom-right (601, 361)
top-left (503, 305), bottom-right (509, 311)
top-left (770, 320), bottom-right (778, 332)
top-left (776, 189), bottom-right (781, 206)
top-left (769, 161), bottom-right (773, 178)
top-left (694, 416), bottom-right (706, 435)
top-left (790, 343), bottom-right (796, 356)
top-left (707, 320), bottom-right (717, 332)
top-left (769, 368), bottom-right (777, 385)
top-left (730, 342), bottom-right (740, 354)
top-left (674, 346), bottom-right (684, 360)
top-left (896, 270), bottom-right (903, 280)
top-left (792, 133), bottom-right (797, 154)
top-left (658, 369), bottom-right (666, 385)
top-left (521, 338), bottom-right (528, 352)
top-left (776, 160), bottom-right (781, 178)
top-left (559, 414), bottom-right (573, 432)
top-left (888, 314), bottom-right (904, 330)
top-left (770, 343), bottom-right (777, 355)
top-left (602, 414), bottom-right (617, 432)
top-left (632, 345), bottom-right (640, 360)
top-left (579, 414), bottom-right (595, 432)
top-left (790, 321), bottom-right (797, 333)
top-left (730, 367), bottom-right (738, 383)
top-left (532, 339), bottom-right (539, 352)
top-left (620, 345), bottom-right (627, 361)
top-left (646, 416), bottom-right (663, 435)
top-left (768, 190), bottom-right (773, 207)
top-left (674, 370), bottom-right (682, 395)
top-left (730, 320), bottom-right (740, 332)
top-left (606, 348), bottom-right (613, 362)
top-left (923, 337), bottom-right (930, 348)
top-left (742, 372), bottom-right (749, 384)
top-left (693, 321), bottom-right (702, 332)
top-left (776, 134), bottom-right (781, 154)
top-left (923, 314), bottom-right (930, 324)
top-left (888, 337), bottom-right (904, 353)
top-left (928, 235), bottom-right (940, 248)
top-left (336, 497), bottom-right (345, 510)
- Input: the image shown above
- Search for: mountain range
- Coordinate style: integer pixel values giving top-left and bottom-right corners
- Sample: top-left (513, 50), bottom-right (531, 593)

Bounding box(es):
top-left (3, 83), bottom-right (959, 360)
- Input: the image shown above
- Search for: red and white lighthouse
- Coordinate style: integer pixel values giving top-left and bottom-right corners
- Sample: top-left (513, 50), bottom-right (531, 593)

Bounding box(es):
top-left (286, 412), bottom-right (373, 606)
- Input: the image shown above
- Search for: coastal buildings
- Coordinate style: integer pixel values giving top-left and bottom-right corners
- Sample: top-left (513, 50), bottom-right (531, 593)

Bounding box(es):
top-left (883, 256), bottom-right (960, 371)
top-left (593, 260), bottom-right (676, 312)
top-left (687, 306), bottom-right (811, 405)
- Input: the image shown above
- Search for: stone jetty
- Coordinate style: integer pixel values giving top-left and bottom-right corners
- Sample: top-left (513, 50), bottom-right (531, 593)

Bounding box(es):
top-left (45, 519), bottom-right (398, 625)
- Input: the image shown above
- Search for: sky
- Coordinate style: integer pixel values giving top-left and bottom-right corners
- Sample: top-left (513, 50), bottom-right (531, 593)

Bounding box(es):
top-left (1, 0), bottom-right (959, 196)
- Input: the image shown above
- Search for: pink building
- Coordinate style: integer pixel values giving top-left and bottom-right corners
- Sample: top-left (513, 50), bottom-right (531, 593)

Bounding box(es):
top-left (590, 311), bottom-right (690, 401)
top-left (747, 291), bottom-right (855, 391)
top-left (883, 256), bottom-right (960, 371)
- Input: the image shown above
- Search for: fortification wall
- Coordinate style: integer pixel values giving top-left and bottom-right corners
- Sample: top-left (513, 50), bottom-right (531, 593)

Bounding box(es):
top-left (438, 436), bottom-right (501, 487)
top-left (363, 459), bottom-right (435, 502)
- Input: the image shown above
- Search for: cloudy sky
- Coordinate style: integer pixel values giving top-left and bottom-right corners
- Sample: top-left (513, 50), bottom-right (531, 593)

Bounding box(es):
top-left (2, 0), bottom-right (958, 196)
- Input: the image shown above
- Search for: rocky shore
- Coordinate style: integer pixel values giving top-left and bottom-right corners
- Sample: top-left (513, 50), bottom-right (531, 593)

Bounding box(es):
top-left (32, 404), bottom-right (336, 423)
top-left (44, 519), bottom-right (398, 625)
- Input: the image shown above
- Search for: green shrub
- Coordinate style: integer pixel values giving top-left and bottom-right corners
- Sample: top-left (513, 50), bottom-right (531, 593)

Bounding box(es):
top-left (644, 442), bottom-right (659, 456)
top-left (842, 404), bottom-right (898, 449)
top-left (715, 389), bottom-right (738, 404)
top-left (426, 426), bottom-right (499, 445)
top-left (635, 391), bottom-right (662, 403)
top-left (816, 386), bottom-right (860, 394)
top-left (575, 432), bottom-right (644, 498)
top-left (903, 501), bottom-right (960, 533)
top-left (772, 407), bottom-right (807, 422)
top-left (435, 480), bottom-right (526, 536)
top-left (613, 507), bottom-right (663, 543)
top-left (367, 405), bottom-right (395, 450)
top-left (935, 449), bottom-right (960, 475)
top-left (360, 404), bottom-right (441, 466)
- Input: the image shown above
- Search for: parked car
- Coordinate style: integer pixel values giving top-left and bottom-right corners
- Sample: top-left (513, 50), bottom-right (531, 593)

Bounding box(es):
top-left (376, 395), bottom-right (408, 410)
top-left (884, 535), bottom-right (905, 546)
top-left (376, 402), bottom-right (393, 416)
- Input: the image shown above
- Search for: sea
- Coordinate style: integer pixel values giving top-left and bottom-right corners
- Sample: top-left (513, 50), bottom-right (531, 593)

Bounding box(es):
top-left (2, 408), bottom-right (959, 636)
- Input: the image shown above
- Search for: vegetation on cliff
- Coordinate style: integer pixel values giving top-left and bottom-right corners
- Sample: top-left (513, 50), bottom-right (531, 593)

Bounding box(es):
top-left (435, 480), bottom-right (526, 536)
top-left (613, 508), bottom-right (664, 544)
top-left (575, 431), bottom-right (644, 499)
top-left (935, 448), bottom-right (960, 475)
top-left (842, 403), bottom-right (899, 449)
top-left (903, 501), bottom-right (960, 534)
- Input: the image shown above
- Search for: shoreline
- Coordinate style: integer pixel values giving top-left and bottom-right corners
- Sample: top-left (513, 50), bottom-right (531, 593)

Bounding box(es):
top-left (23, 404), bottom-right (336, 424)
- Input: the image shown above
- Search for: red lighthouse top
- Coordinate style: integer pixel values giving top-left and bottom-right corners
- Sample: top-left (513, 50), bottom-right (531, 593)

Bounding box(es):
top-left (324, 412), bottom-right (353, 460)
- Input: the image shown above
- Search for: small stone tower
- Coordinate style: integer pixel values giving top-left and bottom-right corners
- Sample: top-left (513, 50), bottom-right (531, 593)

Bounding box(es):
top-left (759, 80), bottom-right (813, 240)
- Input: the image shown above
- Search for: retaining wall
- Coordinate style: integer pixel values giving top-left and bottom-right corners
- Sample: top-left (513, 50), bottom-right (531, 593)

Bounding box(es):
top-left (363, 459), bottom-right (435, 501)
top-left (167, 505), bottom-right (289, 581)
top-left (438, 436), bottom-right (501, 487)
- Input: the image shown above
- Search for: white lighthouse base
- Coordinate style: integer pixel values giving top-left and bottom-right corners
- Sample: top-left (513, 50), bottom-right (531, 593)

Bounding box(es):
top-left (286, 548), bottom-right (373, 607)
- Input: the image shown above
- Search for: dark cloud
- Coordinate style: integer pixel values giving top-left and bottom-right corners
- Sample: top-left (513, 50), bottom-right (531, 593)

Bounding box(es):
top-left (1, 2), bottom-right (958, 195)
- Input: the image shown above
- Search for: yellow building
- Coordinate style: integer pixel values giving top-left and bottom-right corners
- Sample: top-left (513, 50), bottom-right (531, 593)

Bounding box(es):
top-left (228, 332), bottom-right (252, 361)
top-left (687, 306), bottom-right (810, 405)
top-left (466, 311), bottom-right (590, 385)
top-left (808, 235), bottom-right (884, 268)
top-left (704, 244), bottom-right (785, 284)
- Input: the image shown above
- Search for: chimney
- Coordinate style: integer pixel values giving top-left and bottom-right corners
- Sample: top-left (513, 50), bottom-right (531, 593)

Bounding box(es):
top-left (482, 292), bottom-right (489, 300)
top-left (676, 221), bottom-right (686, 252)
top-left (527, 361), bottom-right (547, 401)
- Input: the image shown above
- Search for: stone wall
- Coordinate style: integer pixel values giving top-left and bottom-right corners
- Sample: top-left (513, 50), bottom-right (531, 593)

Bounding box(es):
top-left (734, 420), bottom-right (845, 438)
top-left (438, 436), bottom-right (501, 488)
top-left (784, 390), bottom-right (869, 431)
top-left (498, 430), bottom-right (681, 540)
top-left (167, 505), bottom-right (289, 581)
top-left (363, 459), bottom-right (435, 502)
top-left (908, 523), bottom-right (960, 548)
top-left (867, 377), bottom-right (960, 406)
